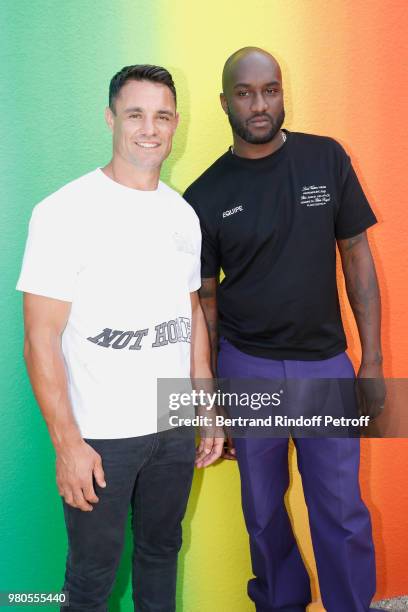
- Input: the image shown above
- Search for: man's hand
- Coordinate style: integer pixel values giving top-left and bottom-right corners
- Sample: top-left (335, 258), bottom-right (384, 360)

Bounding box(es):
top-left (56, 439), bottom-right (106, 511)
top-left (222, 435), bottom-right (237, 460)
top-left (195, 436), bottom-right (224, 468)
top-left (356, 362), bottom-right (386, 420)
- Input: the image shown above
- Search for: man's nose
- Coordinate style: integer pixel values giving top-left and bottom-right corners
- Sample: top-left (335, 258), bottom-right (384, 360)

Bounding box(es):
top-left (139, 116), bottom-right (157, 136)
top-left (250, 92), bottom-right (268, 113)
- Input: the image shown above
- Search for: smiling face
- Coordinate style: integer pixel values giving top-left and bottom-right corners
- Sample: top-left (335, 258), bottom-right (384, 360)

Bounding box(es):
top-left (105, 79), bottom-right (179, 172)
top-left (221, 50), bottom-right (285, 145)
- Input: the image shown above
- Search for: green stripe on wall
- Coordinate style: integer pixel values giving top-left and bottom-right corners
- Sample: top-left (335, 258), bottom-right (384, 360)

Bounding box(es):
top-left (0, 5), bottom-right (157, 608)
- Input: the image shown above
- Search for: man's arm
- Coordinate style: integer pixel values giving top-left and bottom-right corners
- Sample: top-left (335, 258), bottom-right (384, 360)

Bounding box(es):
top-left (190, 290), bottom-right (223, 467)
top-left (198, 277), bottom-right (218, 373)
top-left (338, 232), bottom-right (382, 367)
top-left (23, 293), bottom-right (106, 510)
top-left (196, 279), bottom-right (236, 459)
top-left (337, 232), bottom-right (385, 415)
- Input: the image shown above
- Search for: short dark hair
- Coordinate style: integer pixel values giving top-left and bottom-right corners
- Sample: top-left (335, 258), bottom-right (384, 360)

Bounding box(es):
top-left (109, 64), bottom-right (177, 112)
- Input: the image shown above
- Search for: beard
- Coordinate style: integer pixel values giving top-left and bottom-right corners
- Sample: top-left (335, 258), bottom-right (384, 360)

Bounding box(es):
top-left (227, 107), bottom-right (285, 145)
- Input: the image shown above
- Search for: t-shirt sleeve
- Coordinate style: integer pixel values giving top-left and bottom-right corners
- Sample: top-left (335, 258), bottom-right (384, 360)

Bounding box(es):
top-left (183, 187), bottom-right (220, 279)
top-left (16, 200), bottom-right (80, 302)
top-left (335, 151), bottom-right (377, 240)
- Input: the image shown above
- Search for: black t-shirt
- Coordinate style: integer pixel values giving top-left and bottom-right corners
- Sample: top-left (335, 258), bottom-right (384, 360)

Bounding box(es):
top-left (183, 131), bottom-right (377, 360)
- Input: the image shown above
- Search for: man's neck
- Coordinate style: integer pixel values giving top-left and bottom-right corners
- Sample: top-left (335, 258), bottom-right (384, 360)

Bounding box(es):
top-left (231, 129), bottom-right (286, 160)
top-left (102, 158), bottom-right (160, 191)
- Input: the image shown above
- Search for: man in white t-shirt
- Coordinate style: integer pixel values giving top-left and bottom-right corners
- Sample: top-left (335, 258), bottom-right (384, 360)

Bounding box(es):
top-left (17, 64), bottom-right (223, 612)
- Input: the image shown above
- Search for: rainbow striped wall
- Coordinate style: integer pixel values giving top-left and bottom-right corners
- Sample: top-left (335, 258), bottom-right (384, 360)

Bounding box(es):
top-left (1, 2), bottom-right (407, 610)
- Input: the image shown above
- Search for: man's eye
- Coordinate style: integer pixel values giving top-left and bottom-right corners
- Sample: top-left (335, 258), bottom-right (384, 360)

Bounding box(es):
top-left (237, 91), bottom-right (249, 97)
top-left (129, 114), bottom-right (141, 119)
top-left (266, 88), bottom-right (279, 95)
top-left (158, 115), bottom-right (170, 121)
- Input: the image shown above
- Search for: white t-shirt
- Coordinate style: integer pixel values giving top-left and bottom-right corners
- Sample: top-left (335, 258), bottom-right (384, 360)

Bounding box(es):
top-left (17, 169), bottom-right (201, 438)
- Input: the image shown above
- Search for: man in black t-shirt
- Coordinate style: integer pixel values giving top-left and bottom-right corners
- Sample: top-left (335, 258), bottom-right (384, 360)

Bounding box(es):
top-left (184, 48), bottom-right (384, 612)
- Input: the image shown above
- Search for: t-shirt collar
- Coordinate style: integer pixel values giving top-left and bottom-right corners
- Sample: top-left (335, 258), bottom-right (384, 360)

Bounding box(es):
top-left (226, 129), bottom-right (290, 166)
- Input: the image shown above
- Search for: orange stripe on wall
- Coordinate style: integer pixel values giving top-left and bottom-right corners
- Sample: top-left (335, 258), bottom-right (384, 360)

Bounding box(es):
top-left (254, 2), bottom-right (408, 598)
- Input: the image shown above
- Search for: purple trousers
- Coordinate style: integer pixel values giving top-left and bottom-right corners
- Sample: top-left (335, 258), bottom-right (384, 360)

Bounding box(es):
top-left (218, 338), bottom-right (376, 612)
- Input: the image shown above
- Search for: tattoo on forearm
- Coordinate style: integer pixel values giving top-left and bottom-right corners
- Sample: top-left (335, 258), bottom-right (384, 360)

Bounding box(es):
top-left (344, 234), bottom-right (364, 251)
top-left (206, 319), bottom-right (217, 334)
top-left (198, 278), bottom-right (218, 369)
top-left (347, 269), bottom-right (379, 321)
top-left (199, 279), bottom-right (216, 300)
top-left (339, 232), bottom-right (382, 359)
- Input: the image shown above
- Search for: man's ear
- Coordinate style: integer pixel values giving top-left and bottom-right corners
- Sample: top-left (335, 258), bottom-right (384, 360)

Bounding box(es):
top-left (105, 106), bottom-right (115, 132)
top-left (220, 93), bottom-right (228, 115)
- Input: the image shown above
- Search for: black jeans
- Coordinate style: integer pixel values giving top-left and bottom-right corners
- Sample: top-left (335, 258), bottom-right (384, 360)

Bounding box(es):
top-left (61, 429), bottom-right (196, 612)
